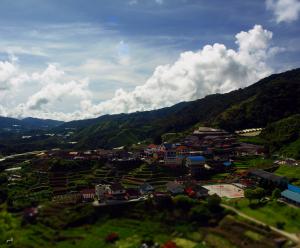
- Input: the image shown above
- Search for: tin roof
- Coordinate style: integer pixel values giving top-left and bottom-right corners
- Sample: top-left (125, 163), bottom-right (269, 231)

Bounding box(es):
top-left (281, 190), bottom-right (300, 204)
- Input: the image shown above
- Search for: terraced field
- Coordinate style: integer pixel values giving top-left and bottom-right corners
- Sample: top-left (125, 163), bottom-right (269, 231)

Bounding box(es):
top-left (121, 164), bottom-right (177, 190)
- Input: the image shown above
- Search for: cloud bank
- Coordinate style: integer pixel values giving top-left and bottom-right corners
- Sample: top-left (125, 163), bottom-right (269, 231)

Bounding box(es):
top-left (266, 0), bottom-right (300, 23)
top-left (82, 25), bottom-right (278, 117)
top-left (0, 25), bottom-right (281, 121)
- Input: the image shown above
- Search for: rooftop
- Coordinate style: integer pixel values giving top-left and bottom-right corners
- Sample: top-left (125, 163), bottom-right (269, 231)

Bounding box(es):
top-left (281, 190), bottom-right (300, 204)
top-left (249, 169), bottom-right (287, 183)
top-left (187, 156), bottom-right (206, 162)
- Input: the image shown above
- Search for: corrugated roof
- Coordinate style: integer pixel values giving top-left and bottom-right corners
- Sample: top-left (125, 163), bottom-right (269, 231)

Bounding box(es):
top-left (281, 190), bottom-right (300, 203)
top-left (249, 169), bottom-right (287, 183)
top-left (187, 156), bottom-right (205, 162)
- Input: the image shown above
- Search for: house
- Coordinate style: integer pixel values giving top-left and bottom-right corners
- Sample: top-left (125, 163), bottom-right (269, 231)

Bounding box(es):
top-left (139, 183), bottom-right (154, 195)
top-left (193, 127), bottom-right (228, 137)
top-left (248, 170), bottom-right (288, 189)
top-left (80, 188), bottom-right (95, 202)
top-left (235, 143), bottom-right (265, 156)
top-left (126, 188), bottom-right (140, 199)
top-left (281, 190), bottom-right (300, 206)
top-left (185, 185), bottom-right (209, 198)
top-left (110, 182), bottom-right (126, 199)
top-left (185, 156), bottom-right (208, 178)
top-left (166, 181), bottom-right (184, 195)
top-left (176, 145), bottom-right (190, 156)
top-left (164, 149), bottom-right (180, 167)
top-left (95, 184), bottom-right (112, 199)
top-left (186, 156), bottom-right (206, 167)
top-left (184, 135), bottom-right (200, 147)
top-left (52, 193), bottom-right (81, 204)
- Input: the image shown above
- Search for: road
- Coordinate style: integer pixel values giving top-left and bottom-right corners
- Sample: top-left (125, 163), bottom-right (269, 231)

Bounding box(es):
top-left (93, 196), bottom-right (148, 207)
top-left (0, 150), bottom-right (46, 162)
top-left (221, 203), bottom-right (300, 245)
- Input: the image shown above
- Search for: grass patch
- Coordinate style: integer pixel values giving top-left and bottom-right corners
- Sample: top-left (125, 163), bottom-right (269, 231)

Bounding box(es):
top-left (244, 230), bottom-right (263, 241)
top-left (238, 136), bottom-right (266, 145)
top-left (226, 198), bottom-right (300, 233)
top-left (205, 233), bottom-right (237, 248)
top-left (234, 157), bottom-right (274, 169)
top-left (274, 165), bottom-right (300, 186)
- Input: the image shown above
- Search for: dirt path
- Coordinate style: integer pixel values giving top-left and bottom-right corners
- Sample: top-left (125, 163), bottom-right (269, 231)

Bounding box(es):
top-left (221, 203), bottom-right (300, 245)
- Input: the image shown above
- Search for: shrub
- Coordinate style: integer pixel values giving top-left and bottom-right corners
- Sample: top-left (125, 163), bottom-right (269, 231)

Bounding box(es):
top-left (276, 221), bottom-right (285, 230)
top-left (189, 205), bottom-right (210, 223)
top-left (272, 188), bottom-right (281, 200)
top-left (173, 195), bottom-right (195, 211)
top-left (207, 194), bottom-right (221, 212)
top-left (161, 241), bottom-right (177, 248)
top-left (105, 232), bottom-right (119, 243)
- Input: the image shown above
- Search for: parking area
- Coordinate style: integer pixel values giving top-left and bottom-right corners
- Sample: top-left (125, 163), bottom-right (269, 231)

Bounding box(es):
top-left (203, 184), bottom-right (244, 198)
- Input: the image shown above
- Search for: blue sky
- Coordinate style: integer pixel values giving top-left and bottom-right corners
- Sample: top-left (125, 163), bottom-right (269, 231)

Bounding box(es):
top-left (0, 0), bottom-right (299, 120)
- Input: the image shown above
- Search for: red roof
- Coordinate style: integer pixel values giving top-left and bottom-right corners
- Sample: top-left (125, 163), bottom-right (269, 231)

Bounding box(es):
top-left (176, 145), bottom-right (188, 151)
top-left (80, 189), bottom-right (95, 194)
top-left (148, 144), bottom-right (158, 149)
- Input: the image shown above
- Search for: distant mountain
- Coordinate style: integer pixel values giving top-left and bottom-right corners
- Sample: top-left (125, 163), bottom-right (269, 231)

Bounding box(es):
top-left (0, 117), bottom-right (23, 129)
top-left (0, 116), bottom-right (63, 130)
top-left (21, 117), bottom-right (63, 129)
top-left (58, 68), bottom-right (300, 149)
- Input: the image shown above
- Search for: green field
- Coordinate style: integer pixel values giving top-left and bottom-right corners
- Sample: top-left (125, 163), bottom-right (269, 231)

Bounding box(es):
top-left (225, 198), bottom-right (300, 233)
top-left (2, 214), bottom-right (209, 248)
top-left (275, 165), bottom-right (300, 186)
top-left (233, 157), bottom-right (274, 169)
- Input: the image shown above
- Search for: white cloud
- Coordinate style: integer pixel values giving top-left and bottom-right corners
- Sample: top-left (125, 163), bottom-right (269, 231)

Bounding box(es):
top-left (0, 25), bottom-right (283, 121)
top-left (0, 61), bottom-right (92, 121)
top-left (266, 0), bottom-right (300, 23)
top-left (80, 25), bottom-right (279, 117)
top-left (0, 56), bottom-right (30, 93)
top-left (128, 0), bottom-right (164, 5)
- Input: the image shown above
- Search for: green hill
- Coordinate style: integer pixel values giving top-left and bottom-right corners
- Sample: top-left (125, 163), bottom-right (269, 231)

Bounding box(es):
top-left (0, 68), bottom-right (299, 153)
top-left (65, 68), bottom-right (300, 149)
top-left (261, 114), bottom-right (300, 159)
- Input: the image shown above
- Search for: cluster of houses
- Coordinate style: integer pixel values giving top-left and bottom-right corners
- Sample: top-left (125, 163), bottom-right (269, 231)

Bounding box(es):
top-left (51, 180), bottom-right (210, 205)
top-left (246, 169), bottom-right (300, 206)
top-left (18, 126), bottom-right (300, 208)
top-left (144, 127), bottom-right (265, 178)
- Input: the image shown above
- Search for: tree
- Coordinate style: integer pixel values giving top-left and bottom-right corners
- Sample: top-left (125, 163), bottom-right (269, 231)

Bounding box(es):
top-left (245, 187), bottom-right (265, 204)
top-left (207, 194), bottom-right (222, 212)
top-left (173, 195), bottom-right (195, 211)
top-left (189, 205), bottom-right (210, 223)
top-left (254, 187), bottom-right (265, 201)
top-left (272, 188), bottom-right (281, 200)
top-left (0, 211), bottom-right (17, 243)
top-left (0, 189), bottom-right (7, 204)
top-left (0, 174), bottom-right (7, 186)
top-left (245, 189), bottom-right (255, 203)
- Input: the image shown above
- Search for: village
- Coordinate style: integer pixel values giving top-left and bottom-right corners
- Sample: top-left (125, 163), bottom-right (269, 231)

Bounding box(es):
top-left (1, 126), bottom-right (300, 247)
top-left (3, 126), bottom-right (300, 212)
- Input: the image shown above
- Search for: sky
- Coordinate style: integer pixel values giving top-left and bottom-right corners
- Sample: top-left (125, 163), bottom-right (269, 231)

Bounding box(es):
top-left (0, 0), bottom-right (300, 121)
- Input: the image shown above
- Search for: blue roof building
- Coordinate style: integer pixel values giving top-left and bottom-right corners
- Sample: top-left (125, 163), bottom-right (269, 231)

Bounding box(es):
top-left (281, 190), bottom-right (300, 205)
top-left (223, 161), bottom-right (232, 167)
top-left (186, 156), bottom-right (206, 167)
top-left (187, 156), bottom-right (206, 162)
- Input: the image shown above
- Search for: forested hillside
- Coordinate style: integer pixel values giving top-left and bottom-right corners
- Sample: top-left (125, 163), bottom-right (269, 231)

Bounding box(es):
top-left (66, 68), bottom-right (300, 148)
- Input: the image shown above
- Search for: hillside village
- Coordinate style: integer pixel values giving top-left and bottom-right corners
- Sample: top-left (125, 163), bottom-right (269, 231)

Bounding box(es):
top-left (3, 126), bottom-right (299, 209)
top-left (1, 125), bottom-right (300, 247)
